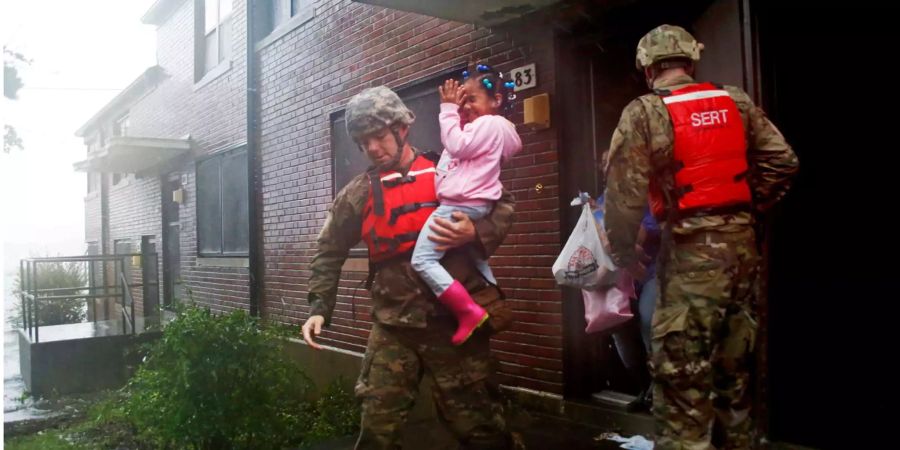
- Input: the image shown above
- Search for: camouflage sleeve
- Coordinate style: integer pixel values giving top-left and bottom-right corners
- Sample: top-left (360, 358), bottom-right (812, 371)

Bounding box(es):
top-left (307, 176), bottom-right (367, 326)
top-left (472, 188), bottom-right (516, 258)
top-left (729, 87), bottom-right (800, 211)
top-left (603, 99), bottom-right (652, 269)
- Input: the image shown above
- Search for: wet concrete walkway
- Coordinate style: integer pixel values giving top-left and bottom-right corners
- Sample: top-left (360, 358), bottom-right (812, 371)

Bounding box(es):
top-left (306, 407), bottom-right (651, 450)
top-left (4, 329), bottom-right (67, 433)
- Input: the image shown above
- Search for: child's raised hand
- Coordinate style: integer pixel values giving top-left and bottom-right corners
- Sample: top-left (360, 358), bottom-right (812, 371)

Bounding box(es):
top-left (454, 84), bottom-right (466, 107)
top-left (439, 79), bottom-right (462, 104)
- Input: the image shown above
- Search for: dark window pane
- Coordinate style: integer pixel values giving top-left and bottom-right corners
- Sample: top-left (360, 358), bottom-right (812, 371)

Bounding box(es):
top-left (221, 149), bottom-right (248, 254)
top-left (330, 78), bottom-right (442, 195)
top-left (330, 113), bottom-right (367, 194)
top-left (330, 78), bottom-right (443, 256)
top-left (197, 157), bottom-right (223, 255)
top-left (87, 242), bottom-right (102, 291)
top-left (114, 240), bottom-right (134, 285)
top-left (399, 86), bottom-right (441, 155)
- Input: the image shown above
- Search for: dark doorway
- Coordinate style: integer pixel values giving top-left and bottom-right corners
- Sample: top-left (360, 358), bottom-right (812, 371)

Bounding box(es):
top-left (756, 4), bottom-right (896, 448)
top-left (162, 174), bottom-right (183, 308)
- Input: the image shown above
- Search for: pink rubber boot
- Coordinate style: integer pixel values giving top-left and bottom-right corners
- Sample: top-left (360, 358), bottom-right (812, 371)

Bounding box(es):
top-left (437, 280), bottom-right (490, 345)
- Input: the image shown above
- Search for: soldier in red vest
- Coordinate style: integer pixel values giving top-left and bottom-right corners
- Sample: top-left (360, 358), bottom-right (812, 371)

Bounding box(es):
top-left (603, 25), bottom-right (799, 450)
top-left (302, 86), bottom-right (518, 450)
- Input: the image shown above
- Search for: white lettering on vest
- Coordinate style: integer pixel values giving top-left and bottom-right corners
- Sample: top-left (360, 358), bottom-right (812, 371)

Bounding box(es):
top-left (691, 109), bottom-right (729, 127)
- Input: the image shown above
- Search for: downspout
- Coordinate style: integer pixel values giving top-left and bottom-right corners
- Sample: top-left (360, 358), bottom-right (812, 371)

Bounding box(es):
top-left (101, 172), bottom-right (110, 320)
top-left (247, 0), bottom-right (263, 317)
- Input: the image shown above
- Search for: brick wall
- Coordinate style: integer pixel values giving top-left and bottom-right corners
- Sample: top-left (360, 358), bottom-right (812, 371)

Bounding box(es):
top-left (84, 0), bottom-right (567, 394)
top-left (94, 0), bottom-right (252, 314)
top-left (258, 1), bottom-right (564, 394)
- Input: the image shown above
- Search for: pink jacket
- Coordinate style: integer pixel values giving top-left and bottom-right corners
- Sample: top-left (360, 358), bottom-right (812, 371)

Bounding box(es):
top-left (435, 103), bottom-right (522, 206)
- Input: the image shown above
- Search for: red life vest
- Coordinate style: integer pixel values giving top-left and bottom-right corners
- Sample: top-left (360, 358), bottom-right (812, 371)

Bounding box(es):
top-left (361, 153), bottom-right (440, 262)
top-left (649, 83), bottom-right (751, 220)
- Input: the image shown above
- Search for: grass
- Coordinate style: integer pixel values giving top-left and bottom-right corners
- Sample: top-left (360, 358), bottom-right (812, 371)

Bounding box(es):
top-left (4, 431), bottom-right (87, 450)
top-left (3, 389), bottom-right (145, 450)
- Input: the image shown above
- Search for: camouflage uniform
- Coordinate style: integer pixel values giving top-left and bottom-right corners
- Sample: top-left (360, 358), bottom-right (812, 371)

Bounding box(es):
top-left (604, 26), bottom-right (799, 450)
top-left (308, 86), bottom-right (516, 450)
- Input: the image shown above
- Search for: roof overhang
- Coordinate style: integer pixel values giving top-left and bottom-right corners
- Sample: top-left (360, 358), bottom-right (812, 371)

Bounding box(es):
top-left (74, 137), bottom-right (192, 175)
top-left (352, 0), bottom-right (560, 26)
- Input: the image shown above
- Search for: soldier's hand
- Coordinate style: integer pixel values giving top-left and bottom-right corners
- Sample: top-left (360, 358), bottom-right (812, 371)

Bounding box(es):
top-left (626, 260), bottom-right (647, 282)
top-left (599, 226), bottom-right (612, 254)
top-left (302, 315), bottom-right (325, 350)
top-left (635, 244), bottom-right (652, 265)
top-left (429, 211), bottom-right (475, 251)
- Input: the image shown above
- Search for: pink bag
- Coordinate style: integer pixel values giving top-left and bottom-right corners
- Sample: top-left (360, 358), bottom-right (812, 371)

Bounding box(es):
top-left (582, 271), bottom-right (635, 334)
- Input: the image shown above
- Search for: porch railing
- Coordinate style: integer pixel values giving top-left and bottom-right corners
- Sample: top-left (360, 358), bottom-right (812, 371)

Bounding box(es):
top-left (19, 253), bottom-right (158, 343)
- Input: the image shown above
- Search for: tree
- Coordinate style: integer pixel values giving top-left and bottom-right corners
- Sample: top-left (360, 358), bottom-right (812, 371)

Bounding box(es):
top-left (4, 47), bottom-right (29, 153)
top-left (10, 260), bottom-right (88, 328)
top-left (4, 125), bottom-right (23, 153)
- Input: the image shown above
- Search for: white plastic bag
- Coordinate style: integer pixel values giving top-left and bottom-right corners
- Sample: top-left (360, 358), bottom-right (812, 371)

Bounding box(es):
top-left (552, 203), bottom-right (616, 288)
top-left (601, 433), bottom-right (655, 450)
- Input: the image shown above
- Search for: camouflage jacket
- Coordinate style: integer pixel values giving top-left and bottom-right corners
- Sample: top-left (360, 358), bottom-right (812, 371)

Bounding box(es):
top-left (604, 74), bottom-right (799, 268)
top-left (308, 161), bottom-right (515, 328)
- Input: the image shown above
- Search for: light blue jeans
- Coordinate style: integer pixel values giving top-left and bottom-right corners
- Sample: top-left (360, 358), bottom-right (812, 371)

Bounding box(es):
top-left (637, 277), bottom-right (658, 353)
top-left (612, 276), bottom-right (658, 370)
top-left (411, 204), bottom-right (495, 296)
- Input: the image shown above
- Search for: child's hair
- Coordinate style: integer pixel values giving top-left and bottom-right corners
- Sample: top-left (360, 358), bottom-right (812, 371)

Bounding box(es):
top-left (461, 62), bottom-right (517, 116)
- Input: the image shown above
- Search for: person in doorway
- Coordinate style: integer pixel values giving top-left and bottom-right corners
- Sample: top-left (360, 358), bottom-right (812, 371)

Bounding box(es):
top-left (592, 191), bottom-right (659, 409)
top-left (603, 25), bottom-right (798, 449)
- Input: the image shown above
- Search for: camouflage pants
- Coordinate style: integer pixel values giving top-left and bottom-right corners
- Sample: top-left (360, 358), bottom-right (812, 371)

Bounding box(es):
top-left (354, 318), bottom-right (510, 450)
top-left (650, 227), bottom-right (760, 450)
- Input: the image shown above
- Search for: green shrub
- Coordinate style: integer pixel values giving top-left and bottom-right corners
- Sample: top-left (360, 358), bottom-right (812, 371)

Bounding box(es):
top-left (124, 306), bottom-right (315, 449)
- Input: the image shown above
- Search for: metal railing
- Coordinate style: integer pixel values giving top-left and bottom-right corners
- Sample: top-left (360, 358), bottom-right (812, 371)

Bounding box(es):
top-left (19, 253), bottom-right (158, 343)
top-left (119, 270), bottom-right (135, 335)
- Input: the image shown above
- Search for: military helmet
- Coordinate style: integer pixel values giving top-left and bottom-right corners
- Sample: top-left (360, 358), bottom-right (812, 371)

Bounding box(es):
top-left (345, 86), bottom-right (415, 141)
top-left (635, 24), bottom-right (703, 70)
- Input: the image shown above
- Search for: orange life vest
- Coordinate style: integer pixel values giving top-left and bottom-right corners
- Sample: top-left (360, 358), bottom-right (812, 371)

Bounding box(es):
top-left (361, 153), bottom-right (440, 262)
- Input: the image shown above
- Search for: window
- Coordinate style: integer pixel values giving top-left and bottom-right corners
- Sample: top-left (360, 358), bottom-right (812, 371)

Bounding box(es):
top-left (330, 75), bottom-right (445, 194)
top-left (87, 173), bottom-right (100, 193)
top-left (113, 114), bottom-right (129, 137)
top-left (257, 0), bottom-right (314, 47)
top-left (86, 241), bottom-right (101, 292)
top-left (87, 137), bottom-right (100, 155)
top-left (114, 239), bottom-right (133, 255)
top-left (198, 0), bottom-right (233, 78)
top-left (267, 0), bottom-right (305, 32)
top-left (107, 116), bottom-right (130, 186)
top-left (114, 239), bottom-right (134, 285)
top-left (196, 146), bottom-right (248, 256)
top-left (329, 75), bottom-right (447, 258)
